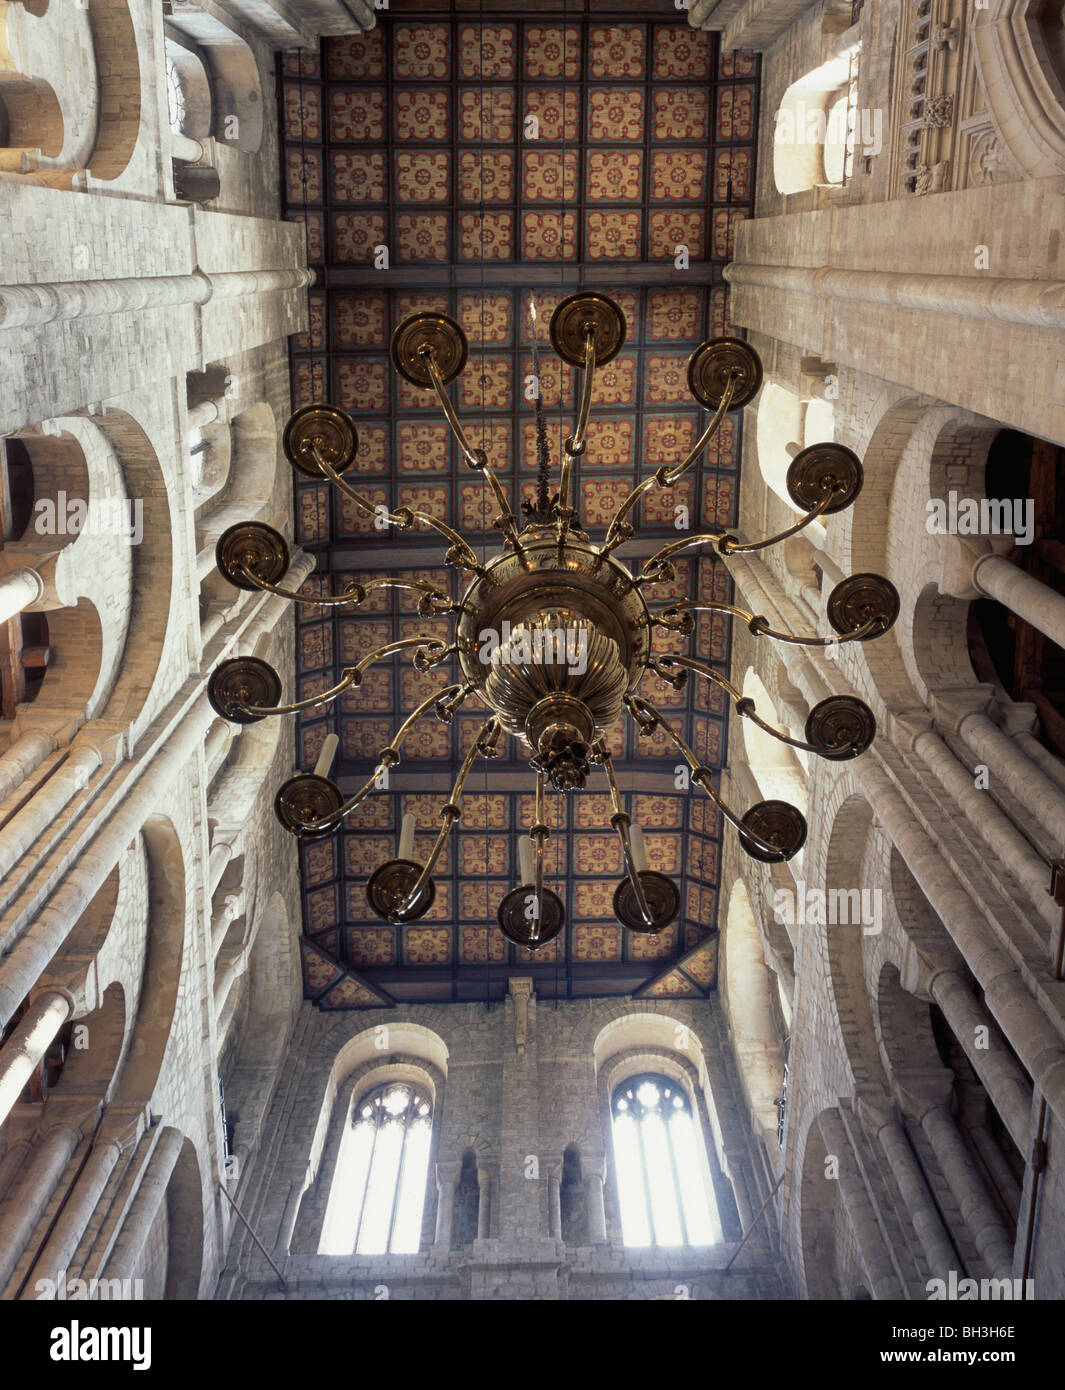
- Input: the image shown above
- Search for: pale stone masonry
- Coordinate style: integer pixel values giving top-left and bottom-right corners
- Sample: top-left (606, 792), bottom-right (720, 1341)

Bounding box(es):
top-left (1, 0), bottom-right (1064, 1304)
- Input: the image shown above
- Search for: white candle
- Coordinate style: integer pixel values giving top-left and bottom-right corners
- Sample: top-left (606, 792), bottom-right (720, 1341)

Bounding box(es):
top-left (314, 732), bottom-right (339, 779)
top-left (518, 837), bottom-right (535, 886)
top-left (398, 813), bottom-right (416, 862)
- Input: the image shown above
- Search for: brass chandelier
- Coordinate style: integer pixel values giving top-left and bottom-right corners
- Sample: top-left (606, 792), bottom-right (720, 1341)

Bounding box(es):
top-left (208, 294), bottom-right (898, 947)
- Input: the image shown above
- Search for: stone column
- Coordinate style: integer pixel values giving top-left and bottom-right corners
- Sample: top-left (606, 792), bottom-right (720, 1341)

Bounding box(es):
top-left (864, 1104), bottom-right (958, 1283)
top-left (99, 1126), bottom-right (184, 1282)
top-left (0, 696), bottom-right (215, 1030)
top-left (0, 1138), bottom-right (29, 1204)
top-left (433, 1162), bottom-right (461, 1249)
top-left (213, 946), bottom-right (247, 1017)
top-left (0, 1123), bottom-right (83, 1291)
top-left (0, 268), bottom-right (314, 331)
top-left (0, 729), bottom-right (56, 806)
top-left (476, 1164), bottom-right (492, 1240)
top-left (275, 1172), bottom-right (310, 1257)
top-left (22, 1134), bottom-right (126, 1296)
top-left (0, 990), bottom-right (72, 1126)
top-left (170, 132), bottom-right (206, 164)
top-left (905, 718), bottom-right (1057, 931)
top-left (0, 737), bottom-right (110, 886)
top-left (545, 1157), bottom-right (562, 1239)
top-left (211, 893), bottom-right (244, 957)
top-left (896, 1070), bottom-right (1015, 1277)
top-left (973, 552), bottom-right (1065, 652)
top-left (188, 398), bottom-right (223, 433)
top-left (955, 705), bottom-right (1065, 848)
top-left (927, 967), bottom-right (1033, 1151)
top-left (817, 1109), bottom-right (905, 1298)
top-left (584, 1156), bottom-right (608, 1244)
top-left (0, 566), bottom-right (43, 624)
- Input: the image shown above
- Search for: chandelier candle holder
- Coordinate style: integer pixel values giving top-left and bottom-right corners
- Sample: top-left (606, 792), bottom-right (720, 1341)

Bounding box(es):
top-left (208, 293), bottom-right (899, 945)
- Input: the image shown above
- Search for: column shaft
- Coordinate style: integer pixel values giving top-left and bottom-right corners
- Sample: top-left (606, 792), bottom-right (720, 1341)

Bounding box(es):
top-left (0, 1126), bottom-right (80, 1290)
top-left (877, 1120), bottom-right (958, 1281)
top-left (929, 970), bottom-right (1033, 1151)
top-left (817, 1110), bottom-right (905, 1298)
top-left (100, 1127), bottom-right (184, 1283)
top-left (22, 1138), bottom-right (122, 1296)
top-left (0, 991), bottom-right (72, 1126)
top-left (919, 1105), bottom-right (1015, 1276)
top-left (974, 553), bottom-right (1065, 651)
top-left (959, 710), bottom-right (1065, 847)
top-left (0, 567), bottom-right (43, 624)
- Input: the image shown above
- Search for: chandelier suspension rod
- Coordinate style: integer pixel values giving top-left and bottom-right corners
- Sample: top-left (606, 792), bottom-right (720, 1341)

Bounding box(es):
top-left (624, 694), bottom-right (790, 860)
top-left (597, 742), bottom-right (656, 930)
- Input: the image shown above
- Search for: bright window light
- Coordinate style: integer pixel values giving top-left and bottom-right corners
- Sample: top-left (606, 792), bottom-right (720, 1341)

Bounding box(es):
top-left (320, 1082), bottom-right (433, 1255)
top-left (611, 1074), bottom-right (723, 1248)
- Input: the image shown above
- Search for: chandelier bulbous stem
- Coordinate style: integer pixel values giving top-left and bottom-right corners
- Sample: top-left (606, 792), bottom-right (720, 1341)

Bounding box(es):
top-left (624, 694), bottom-right (806, 862)
top-left (597, 742), bottom-right (656, 930)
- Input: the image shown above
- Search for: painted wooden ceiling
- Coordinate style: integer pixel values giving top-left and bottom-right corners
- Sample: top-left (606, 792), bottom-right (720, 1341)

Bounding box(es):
top-left (278, 8), bottom-right (759, 1007)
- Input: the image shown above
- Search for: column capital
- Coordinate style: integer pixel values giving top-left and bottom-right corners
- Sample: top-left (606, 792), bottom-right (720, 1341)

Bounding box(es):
top-left (996, 700), bottom-right (1039, 738)
top-left (892, 1066), bottom-right (956, 1122)
top-left (930, 685), bottom-right (995, 733)
top-left (435, 1161), bottom-right (462, 1191)
top-left (940, 534), bottom-right (995, 599)
top-left (887, 706), bottom-right (935, 750)
top-left (853, 1089), bottom-right (897, 1137)
top-left (582, 1154), bottom-right (608, 1182)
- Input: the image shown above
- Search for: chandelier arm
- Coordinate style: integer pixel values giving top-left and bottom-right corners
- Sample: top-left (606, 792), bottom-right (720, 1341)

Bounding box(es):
top-left (564, 329), bottom-right (597, 460)
top-left (654, 599), bottom-right (879, 647)
top-left (355, 577), bottom-right (458, 615)
top-left (623, 694), bottom-right (791, 859)
top-left (302, 441), bottom-right (487, 574)
top-left (305, 443), bottom-right (415, 526)
top-left (599, 374), bottom-right (739, 560)
top-left (718, 489), bottom-right (837, 555)
top-left (237, 666), bottom-right (360, 718)
top-left (388, 716), bottom-right (501, 920)
top-left (287, 681), bottom-right (468, 833)
top-left (597, 739), bottom-right (655, 930)
top-left (354, 636), bottom-right (449, 677)
top-left (634, 533), bottom-right (730, 586)
top-left (421, 347), bottom-right (489, 471)
top-left (655, 653), bottom-right (837, 757)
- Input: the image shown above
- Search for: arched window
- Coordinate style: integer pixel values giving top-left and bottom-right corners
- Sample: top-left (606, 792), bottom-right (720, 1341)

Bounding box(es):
top-left (610, 1074), bottom-right (722, 1247)
top-left (165, 54), bottom-right (187, 135)
top-left (320, 1081), bottom-right (433, 1255)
